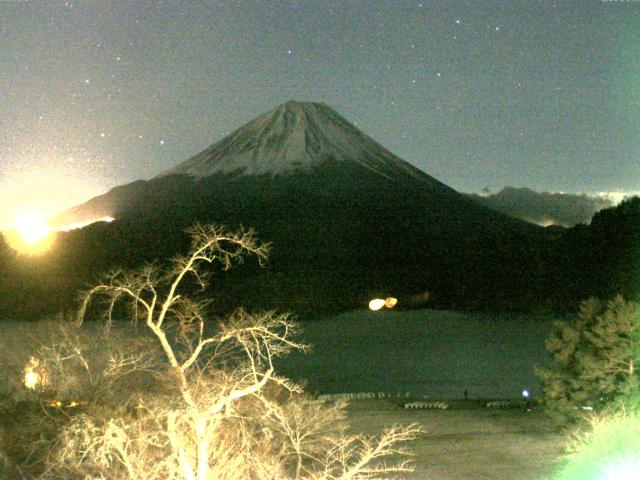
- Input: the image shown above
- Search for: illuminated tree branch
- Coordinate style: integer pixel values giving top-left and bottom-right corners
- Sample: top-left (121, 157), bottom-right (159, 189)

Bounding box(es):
top-left (43, 224), bottom-right (421, 480)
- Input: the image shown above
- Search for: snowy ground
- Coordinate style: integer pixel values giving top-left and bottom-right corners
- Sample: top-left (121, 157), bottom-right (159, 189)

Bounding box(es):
top-left (344, 399), bottom-right (565, 480)
top-left (277, 309), bottom-right (556, 400)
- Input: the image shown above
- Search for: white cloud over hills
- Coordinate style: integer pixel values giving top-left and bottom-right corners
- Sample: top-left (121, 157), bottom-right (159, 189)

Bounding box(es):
top-left (466, 187), bottom-right (640, 227)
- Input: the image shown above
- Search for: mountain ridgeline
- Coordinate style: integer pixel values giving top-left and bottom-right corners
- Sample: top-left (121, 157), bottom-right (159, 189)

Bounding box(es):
top-left (1, 102), bottom-right (637, 319)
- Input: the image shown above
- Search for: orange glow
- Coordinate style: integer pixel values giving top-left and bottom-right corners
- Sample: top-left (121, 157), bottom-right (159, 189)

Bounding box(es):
top-left (385, 297), bottom-right (398, 308)
top-left (15, 214), bottom-right (50, 244)
top-left (369, 297), bottom-right (398, 311)
top-left (3, 213), bottom-right (56, 255)
top-left (2, 212), bottom-right (116, 255)
top-left (23, 356), bottom-right (47, 390)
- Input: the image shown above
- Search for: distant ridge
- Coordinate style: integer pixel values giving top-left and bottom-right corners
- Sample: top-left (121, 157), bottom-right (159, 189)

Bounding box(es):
top-left (466, 187), bottom-right (613, 227)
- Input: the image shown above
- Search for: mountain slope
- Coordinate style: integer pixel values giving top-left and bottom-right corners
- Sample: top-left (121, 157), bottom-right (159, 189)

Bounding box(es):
top-left (23, 101), bottom-right (549, 317)
top-left (159, 101), bottom-right (444, 185)
top-left (53, 101), bottom-right (536, 237)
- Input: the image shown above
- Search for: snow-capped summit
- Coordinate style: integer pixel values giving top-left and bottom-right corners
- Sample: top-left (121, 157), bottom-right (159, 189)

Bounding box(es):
top-left (159, 101), bottom-right (436, 184)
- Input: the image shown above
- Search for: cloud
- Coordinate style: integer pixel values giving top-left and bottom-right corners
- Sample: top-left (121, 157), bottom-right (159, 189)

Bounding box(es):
top-left (466, 187), bottom-right (623, 227)
top-left (595, 191), bottom-right (640, 205)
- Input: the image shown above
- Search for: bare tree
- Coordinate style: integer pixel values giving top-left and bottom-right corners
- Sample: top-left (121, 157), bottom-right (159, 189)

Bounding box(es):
top-left (40, 224), bottom-right (420, 480)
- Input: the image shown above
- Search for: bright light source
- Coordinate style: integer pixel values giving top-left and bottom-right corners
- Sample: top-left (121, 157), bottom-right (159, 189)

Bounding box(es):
top-left (385, 297), bottom-right (398, 308)
top-left (370, 297), bottom-right (399, 310)
top-left (3, 213), bottom-right (56, 255)
top-left (602, 458), bottom-right (640, 480)
top-left (556, 410), bottom-right (640, 480)
top-left (24, 371), bottom-right (40, 390)
top-left (14, 213), bottom-right (50, 245)
top-left (369, 299), bottom-right (386, 311)
top-left (522, 390), bottom-right (529, 398)
top-left (23, 356), bottom-right (46, 390)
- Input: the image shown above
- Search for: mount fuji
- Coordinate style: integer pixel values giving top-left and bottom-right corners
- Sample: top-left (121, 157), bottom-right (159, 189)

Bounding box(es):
top-left (11, 101), bottom-right (547, 316)
top-left (160, 101), bottom-right (446, 183)
top-left (54, 101), bottom-right (538, 237)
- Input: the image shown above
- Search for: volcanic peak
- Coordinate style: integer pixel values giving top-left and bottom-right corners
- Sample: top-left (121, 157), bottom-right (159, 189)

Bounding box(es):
top-left (159, 101), bottom-right (434, 183)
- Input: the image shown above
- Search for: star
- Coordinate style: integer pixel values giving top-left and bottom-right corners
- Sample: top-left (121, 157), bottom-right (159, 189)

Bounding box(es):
top-left (0, 0), bottom-right (632, 227)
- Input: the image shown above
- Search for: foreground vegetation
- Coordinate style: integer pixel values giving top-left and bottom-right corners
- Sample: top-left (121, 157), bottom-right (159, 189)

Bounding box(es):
top-left (537, 296), bottom-right (640, 478)
top-left (537, 296), bottom-right (640, 426)
top-left (1, 224), bottom-right (419, 479)
top-left (2, 210), bottom-right (639, 477)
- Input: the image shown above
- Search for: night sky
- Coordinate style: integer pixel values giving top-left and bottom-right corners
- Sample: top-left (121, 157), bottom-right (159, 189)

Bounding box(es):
top-left (1, 0), bottom-right (639, 228)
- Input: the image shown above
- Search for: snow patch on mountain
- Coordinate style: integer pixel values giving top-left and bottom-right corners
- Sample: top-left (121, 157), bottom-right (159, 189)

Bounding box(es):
top-left (158, 101), bottom-right (438, 185)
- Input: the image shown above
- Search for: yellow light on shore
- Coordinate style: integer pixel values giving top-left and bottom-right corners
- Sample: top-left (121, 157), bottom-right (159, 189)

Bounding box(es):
top-left (369, 297), bottom-right (399, 311)
top-left (369, 298), bottom-right (386, 311)
top-left (385, 297), bottom-right (398, 308)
